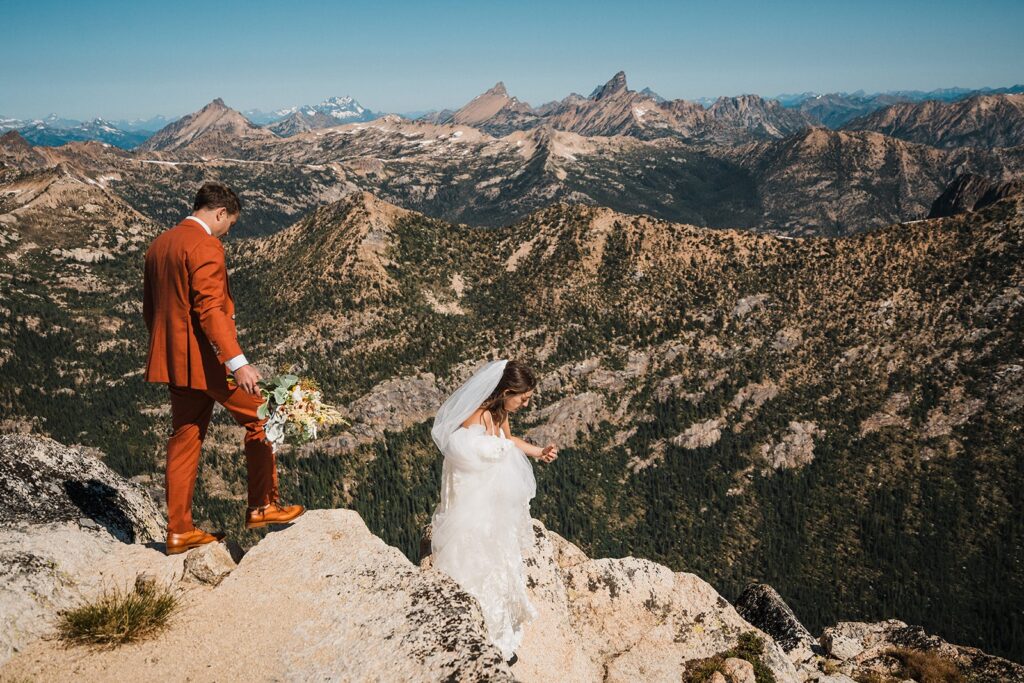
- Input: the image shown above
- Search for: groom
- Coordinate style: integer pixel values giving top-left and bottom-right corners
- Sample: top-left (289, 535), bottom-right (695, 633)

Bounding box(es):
top-left (143, 182), bottom-right (304, 555)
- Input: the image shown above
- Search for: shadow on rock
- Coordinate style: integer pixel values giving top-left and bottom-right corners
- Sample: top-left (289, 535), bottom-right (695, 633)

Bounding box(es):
top-left (64, 479), bottom-right (138, 544)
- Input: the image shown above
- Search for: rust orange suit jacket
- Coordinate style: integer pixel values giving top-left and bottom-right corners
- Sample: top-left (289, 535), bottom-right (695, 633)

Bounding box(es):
top-left (143, 219), bottom-right (243, 391)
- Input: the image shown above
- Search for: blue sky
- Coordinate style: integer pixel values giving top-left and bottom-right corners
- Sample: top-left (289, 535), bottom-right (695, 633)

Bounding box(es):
top-left (1, 0), bottom-right (1022, 120)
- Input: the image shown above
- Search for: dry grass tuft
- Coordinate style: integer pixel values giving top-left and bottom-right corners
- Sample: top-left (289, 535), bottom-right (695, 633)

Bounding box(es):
top-left (56, 577), bottom-right (180, 647)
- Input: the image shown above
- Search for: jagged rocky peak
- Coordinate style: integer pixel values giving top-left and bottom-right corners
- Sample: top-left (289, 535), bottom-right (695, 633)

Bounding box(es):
top-left (706, 93), bottom-right (819, 138)
top-left (638, 86), bottom-right (667, 103)
top-left (710, 93), bottom-right (777, 115)
top-left (139, 96), bottom-right (275, 153)
top-left (462, 81), bottom-right (522, 107)
top-left (1, 129), bottom-right (31, 149)
top-left (267, 94), bottom-right (377, 136)
top-left (0, 129), bottom-right (50, 171)
top-left (187, 97), bottom-right (237, 120)
top-left (486, 81), bottom-right (509, 97)
top-left (448, 80), bottom-right (537, 133)
top-left (590, 70), bottom-right (629, 100)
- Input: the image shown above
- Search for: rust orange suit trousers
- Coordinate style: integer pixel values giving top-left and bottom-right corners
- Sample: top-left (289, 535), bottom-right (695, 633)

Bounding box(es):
top-left (166, 380), bottom-right (278, 534)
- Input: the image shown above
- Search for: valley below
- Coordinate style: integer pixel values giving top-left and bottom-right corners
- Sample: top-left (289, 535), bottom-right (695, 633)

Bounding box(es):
top-left (1, 80), bottom-right (1023, 671)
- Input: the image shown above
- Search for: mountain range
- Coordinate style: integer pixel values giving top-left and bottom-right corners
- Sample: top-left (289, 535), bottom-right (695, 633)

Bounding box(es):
top-left (0, 95), bottom-right (377, 150)
top-left (776, 84), bottom-right (1024, 107)
top-left (16, 118), bottom-right (152, 149)
top-left (99, 82), bottom-right (1024, 236)
top-left (5, 77), bottom-right (1023, 151)
top-left (1, 123), bottom-right (1022, 660)
top-left (422, 72), bottom-right (817, 142)
top-left (1, 69), bottom-right (1023, 667)
top-left (776, 85), bottom-right (1024, 127)
top-left (843, 93), bottom-right (1024, 148)
top-left (0, 113), bottom-right (174, 149)
top-left (2, 84), bottom-right (1021, 240)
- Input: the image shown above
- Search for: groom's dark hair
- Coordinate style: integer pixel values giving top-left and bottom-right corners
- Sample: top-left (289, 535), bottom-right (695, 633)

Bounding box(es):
top-left (193, 182), bottom-right (242, 215)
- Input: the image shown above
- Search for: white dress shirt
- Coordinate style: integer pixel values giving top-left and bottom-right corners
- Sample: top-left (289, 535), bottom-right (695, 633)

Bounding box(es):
top-left (184, 215), bottom-right (248, 373)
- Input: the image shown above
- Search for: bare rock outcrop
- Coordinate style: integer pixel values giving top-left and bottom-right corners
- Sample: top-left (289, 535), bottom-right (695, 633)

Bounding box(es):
top-left (424, 519), bottom-right (802, 683)
top-left (0, 434), bottom-right (164, 543)
top-left (820, 619), bottom-right (1024, 682)
top-left (737, 583), bottom-right (1024, 682)
top-left (927, 172), bottom-right (995, 218)
top-left (672, 417), bottom-right (725, 450)
top-left (0, 435), bottom-right (510, 680)
top-left (4, 434), bottom-right (1022, 682)
top-left (524, 391), bottom-right (607, 449)
top-left (758, 421), bottom-right (823, 474)
top-left (3, 510), bottom-right (513, 681)
top-left (0, 521), bottom-right (188, 665)
top-left (735, 583), bottom-right (820, 660)
top-left (303, 371), bottom-right (443, 455)
top-left (0, 434), bottom-right (186, 664)
top-left (182, 541), bottom-right (237, 586)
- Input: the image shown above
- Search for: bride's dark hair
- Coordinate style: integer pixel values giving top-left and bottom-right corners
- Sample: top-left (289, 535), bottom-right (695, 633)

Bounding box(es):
top-left (480, 360), bottom-right (537, 428)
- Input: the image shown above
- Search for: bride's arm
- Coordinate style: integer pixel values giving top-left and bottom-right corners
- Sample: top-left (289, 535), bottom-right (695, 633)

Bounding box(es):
top-left (503, 415), bottom-right (558, 462)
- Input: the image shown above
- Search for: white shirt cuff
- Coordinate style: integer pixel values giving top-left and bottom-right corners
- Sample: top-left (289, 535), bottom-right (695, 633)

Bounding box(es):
top-left (226, 354), bottom-right (249, 372)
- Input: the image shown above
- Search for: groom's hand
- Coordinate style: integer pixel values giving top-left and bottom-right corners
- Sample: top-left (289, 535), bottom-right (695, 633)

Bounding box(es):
top-left (233, 364), bottom-right (262, 396)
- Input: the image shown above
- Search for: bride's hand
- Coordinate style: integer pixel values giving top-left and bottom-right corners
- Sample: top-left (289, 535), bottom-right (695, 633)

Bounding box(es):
top-left (538, 444), bottom-right (558, 463)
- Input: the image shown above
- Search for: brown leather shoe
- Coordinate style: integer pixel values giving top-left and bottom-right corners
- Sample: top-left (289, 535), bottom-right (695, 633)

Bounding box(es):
top-left (245, 501), bottom-right (305, 529)
top-left (166, 528), bottom-right (225, 555)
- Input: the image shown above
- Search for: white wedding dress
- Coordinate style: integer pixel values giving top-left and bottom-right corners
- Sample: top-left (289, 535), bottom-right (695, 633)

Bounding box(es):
top-left (430, 419), bottom-right (538, 660)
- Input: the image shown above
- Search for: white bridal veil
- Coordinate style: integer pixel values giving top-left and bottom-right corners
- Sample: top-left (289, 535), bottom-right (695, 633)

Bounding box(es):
top-left (430, 358), bottom-right (508, 454)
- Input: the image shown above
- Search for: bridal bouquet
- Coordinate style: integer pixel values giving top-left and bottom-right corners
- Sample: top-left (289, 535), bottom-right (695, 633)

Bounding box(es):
top-left (255, 372), bottom-right (348, 452)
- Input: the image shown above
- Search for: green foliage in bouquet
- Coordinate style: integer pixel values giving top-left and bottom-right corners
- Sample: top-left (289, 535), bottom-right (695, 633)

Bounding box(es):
top-left (255, 370), bottom-right (347, 450)
top-left (256, 373), bottom-right (301, 420)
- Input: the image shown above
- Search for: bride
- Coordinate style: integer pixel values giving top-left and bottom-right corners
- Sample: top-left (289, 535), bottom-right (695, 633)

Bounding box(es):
top-left (429, 358), bottom-right (558, 666)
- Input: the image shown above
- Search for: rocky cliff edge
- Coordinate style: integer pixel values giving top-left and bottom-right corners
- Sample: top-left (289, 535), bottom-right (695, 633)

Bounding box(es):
top-left (1, 434), bottom-right (1020, 682)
